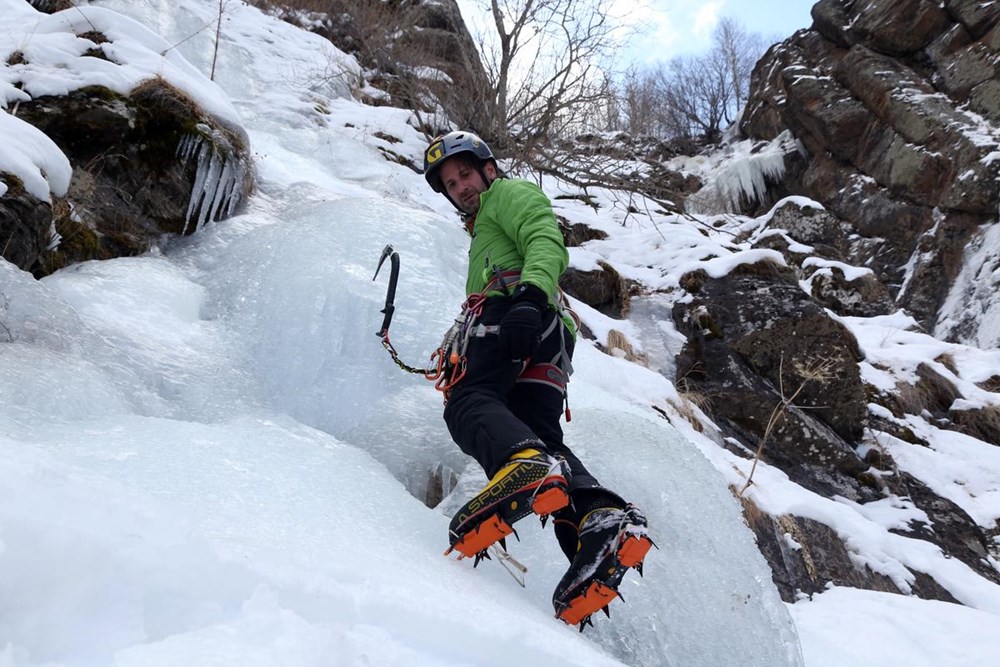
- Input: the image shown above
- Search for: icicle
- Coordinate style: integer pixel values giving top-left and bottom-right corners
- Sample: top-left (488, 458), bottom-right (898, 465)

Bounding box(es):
top-left (226, 160), bottom-right (247, 217)
top-left (182, 140), bottom-right (211, 234)
top-left (178, 127), bottom-right (250, 235)
top-left (196, 150), bottom-right (224, 233)
top-left (175, 133), bottom-right (201, 162)
top-left (207, 158), bottom-right (234, 223)
top-left (46, 219), bottom-right (62, 251)
top-left (687, 130), bottom-right (803, 215)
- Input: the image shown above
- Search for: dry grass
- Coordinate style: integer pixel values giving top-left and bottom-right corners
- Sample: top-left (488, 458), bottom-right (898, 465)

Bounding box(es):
top-left (934, 352), bottom-right (958, 375)
top-left (951, 405), bottom-right (1000, 446)
top-left (894, 362), bottom-right (960, 417)
top-left (606, 329), bottom-right (647, 364)
top-left (734, 491), bottom-right (768, 526)
top-left (670, 361), bottom-right (713, 432)
top-left (29, 0), bottom-right (77, 12)
top-left (669, 388), bottom-right (714, 433)
top-left (979, 376), bottom-right (1000, 393)
top-left (737, 355), bottom-right (839, 497)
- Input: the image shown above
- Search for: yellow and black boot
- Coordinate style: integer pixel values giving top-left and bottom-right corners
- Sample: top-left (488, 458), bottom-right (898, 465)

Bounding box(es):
top-left (445, 448), bottom-right (570, 563)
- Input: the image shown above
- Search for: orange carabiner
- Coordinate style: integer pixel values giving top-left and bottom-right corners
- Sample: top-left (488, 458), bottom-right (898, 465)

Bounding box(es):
top-left (425, 348), bottom-right (446, 381)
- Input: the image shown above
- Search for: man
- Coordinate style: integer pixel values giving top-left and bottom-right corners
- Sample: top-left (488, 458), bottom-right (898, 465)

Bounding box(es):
top-left (423, 131), bottom-right (652, 628)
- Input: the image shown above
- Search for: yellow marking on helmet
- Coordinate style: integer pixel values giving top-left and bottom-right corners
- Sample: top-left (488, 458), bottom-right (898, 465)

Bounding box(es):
top-left (426, 142), bottom-right (444, 164)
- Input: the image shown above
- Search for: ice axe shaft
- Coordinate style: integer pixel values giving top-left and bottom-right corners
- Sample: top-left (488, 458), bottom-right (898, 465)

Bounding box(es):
top-left (373, 244), bottom-right (400, 338)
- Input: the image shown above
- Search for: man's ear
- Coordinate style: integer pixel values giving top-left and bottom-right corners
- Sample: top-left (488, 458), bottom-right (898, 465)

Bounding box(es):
top-left (483, 161), bottom-right (498, 180)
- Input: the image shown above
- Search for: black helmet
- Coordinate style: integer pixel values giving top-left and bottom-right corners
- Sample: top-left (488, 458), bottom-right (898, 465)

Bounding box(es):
top-left (423, 131), bottom-right (495, 193)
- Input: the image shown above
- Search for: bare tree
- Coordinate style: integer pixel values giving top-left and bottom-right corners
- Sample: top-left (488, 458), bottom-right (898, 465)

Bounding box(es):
top-left (713, 18), bottom-right (767, 121)
top-left (615, 18), bottom-right (767, 144)
top-left (655, 50), bottom-right (731, 142)
top-left (473, 0), bottom-right (624, 160)
top-left (615, 67), bottom-right (657, 136)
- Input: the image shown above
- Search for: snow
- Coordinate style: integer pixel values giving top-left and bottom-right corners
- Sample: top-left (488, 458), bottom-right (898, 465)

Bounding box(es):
top-left (680, 247), bottom-right (788, 279)
top-left (791, 587), bottom-right (1000, 667)
top-left (844, 311), bottom-right (1000, 405)
top-left (875, 420), bottom-right (1000, 529)
top-left (0, 109), bottom-right (71, 200)
top-left (2, 1), bottom-right (1000, 666)
top-left (0, 1), bottom-right (242, 135)
top-left (802, 257), bottom-right (874, 282)
top-left (756, 194), bottom-right (825, 225)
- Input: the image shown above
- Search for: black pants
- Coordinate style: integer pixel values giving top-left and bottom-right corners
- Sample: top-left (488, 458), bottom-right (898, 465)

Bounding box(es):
top-left (443, 296), bottom-right (624, 560)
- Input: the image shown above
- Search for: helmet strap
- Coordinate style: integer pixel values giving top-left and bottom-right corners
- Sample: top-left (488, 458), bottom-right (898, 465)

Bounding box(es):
top-left (477, 165), bottom-right (492, 189)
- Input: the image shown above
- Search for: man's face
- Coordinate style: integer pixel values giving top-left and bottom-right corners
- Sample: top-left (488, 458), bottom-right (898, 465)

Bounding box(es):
top-left (439, 157), bottom-right (497, 214)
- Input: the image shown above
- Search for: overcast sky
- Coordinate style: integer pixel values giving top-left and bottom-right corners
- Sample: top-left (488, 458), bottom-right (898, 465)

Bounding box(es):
top-left (455, 0), bottom-right (817, 64)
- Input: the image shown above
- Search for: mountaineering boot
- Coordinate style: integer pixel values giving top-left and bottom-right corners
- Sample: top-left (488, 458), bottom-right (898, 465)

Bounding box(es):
top-left (552, 504), bottom-right (653, 629)
top-left (445, 448), bottom-right (570, 562)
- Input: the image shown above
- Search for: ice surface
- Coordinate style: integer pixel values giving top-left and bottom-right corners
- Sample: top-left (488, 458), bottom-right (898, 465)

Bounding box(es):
top-left (0, 412), bottom-right (629, 667)
top-left (685, 131), bottom-right (801, 214)
top-left (936, 222), bottom-right (1000, 348)
top-left (191, 193), bottom-right (470, 496)
top-left (441, 393), bottom-right (805, 667)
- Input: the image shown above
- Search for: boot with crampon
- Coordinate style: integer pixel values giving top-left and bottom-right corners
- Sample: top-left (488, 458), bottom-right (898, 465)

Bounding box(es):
top-left (552, 504), bottom-right (653, 630)
top-left (445, 448), bottom-right (570, 564)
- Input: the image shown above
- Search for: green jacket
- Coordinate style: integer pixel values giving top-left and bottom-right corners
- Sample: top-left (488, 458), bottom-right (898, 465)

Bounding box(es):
top-left (466, 178), bottom-right (576, 335)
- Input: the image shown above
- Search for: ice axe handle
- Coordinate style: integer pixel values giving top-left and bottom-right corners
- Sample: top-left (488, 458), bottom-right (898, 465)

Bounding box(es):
top-left (373, 245), bottom-right (400, 337)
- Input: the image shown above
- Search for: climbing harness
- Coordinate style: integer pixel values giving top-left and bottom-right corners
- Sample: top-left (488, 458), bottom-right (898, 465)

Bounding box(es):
top-left (372, 245), bottom-right (577, 414)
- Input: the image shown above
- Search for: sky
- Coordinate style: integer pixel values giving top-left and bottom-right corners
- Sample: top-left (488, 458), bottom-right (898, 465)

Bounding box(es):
top-left (4, 1), bottom-right (1000, 665)
top-left (455, 0), bottom-right (818, 64)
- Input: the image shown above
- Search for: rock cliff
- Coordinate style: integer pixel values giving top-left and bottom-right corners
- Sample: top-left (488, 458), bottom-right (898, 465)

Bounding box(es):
top-left (743, 0), bottom-right (1000, 342)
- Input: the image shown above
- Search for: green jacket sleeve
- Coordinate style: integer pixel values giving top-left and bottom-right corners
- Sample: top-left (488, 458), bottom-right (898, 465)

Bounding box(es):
top-left (491, 180), bottom-right (567, 298)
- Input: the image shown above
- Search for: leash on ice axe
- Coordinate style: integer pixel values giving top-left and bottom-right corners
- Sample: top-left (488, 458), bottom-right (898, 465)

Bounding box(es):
top-left (371, 244), bottom-right (473, 394)
top-left (372, 245), bottom-right (529, 585)
top-left (373, 245), bottom-right (433, 375)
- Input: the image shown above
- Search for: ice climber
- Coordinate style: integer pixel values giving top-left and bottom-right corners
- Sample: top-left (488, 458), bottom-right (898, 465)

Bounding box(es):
top-left (423, 130), bottom-right (654, 628)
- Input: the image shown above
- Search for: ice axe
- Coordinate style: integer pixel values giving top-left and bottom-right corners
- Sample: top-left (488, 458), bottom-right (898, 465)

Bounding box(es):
top-left (373, 244), bottom-right (400, 338)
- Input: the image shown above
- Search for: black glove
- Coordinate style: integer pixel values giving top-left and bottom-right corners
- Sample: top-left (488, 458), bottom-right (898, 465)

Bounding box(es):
top-left (499, 284), bottom-right (548, 363)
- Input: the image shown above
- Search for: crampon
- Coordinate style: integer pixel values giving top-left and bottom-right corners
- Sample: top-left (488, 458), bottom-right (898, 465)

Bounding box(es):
top-left (553, 505), bottom-right (654, 631)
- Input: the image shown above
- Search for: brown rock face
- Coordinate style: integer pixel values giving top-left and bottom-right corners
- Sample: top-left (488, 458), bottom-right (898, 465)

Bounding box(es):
top-left (672, 261), bottom-right (873, 499)
top-left (560, 261), bottom-right (636, 319)
top-left (13, 81), bottom-right (252, 275)
top-left (742, 0), bottom-right (1000, 334)
top-left (669, 258), bottom-right (1000, 599)
top-left (0, 177), bottom-right (53, 271)
top-left (268, 0), bottom-right (491, 135)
